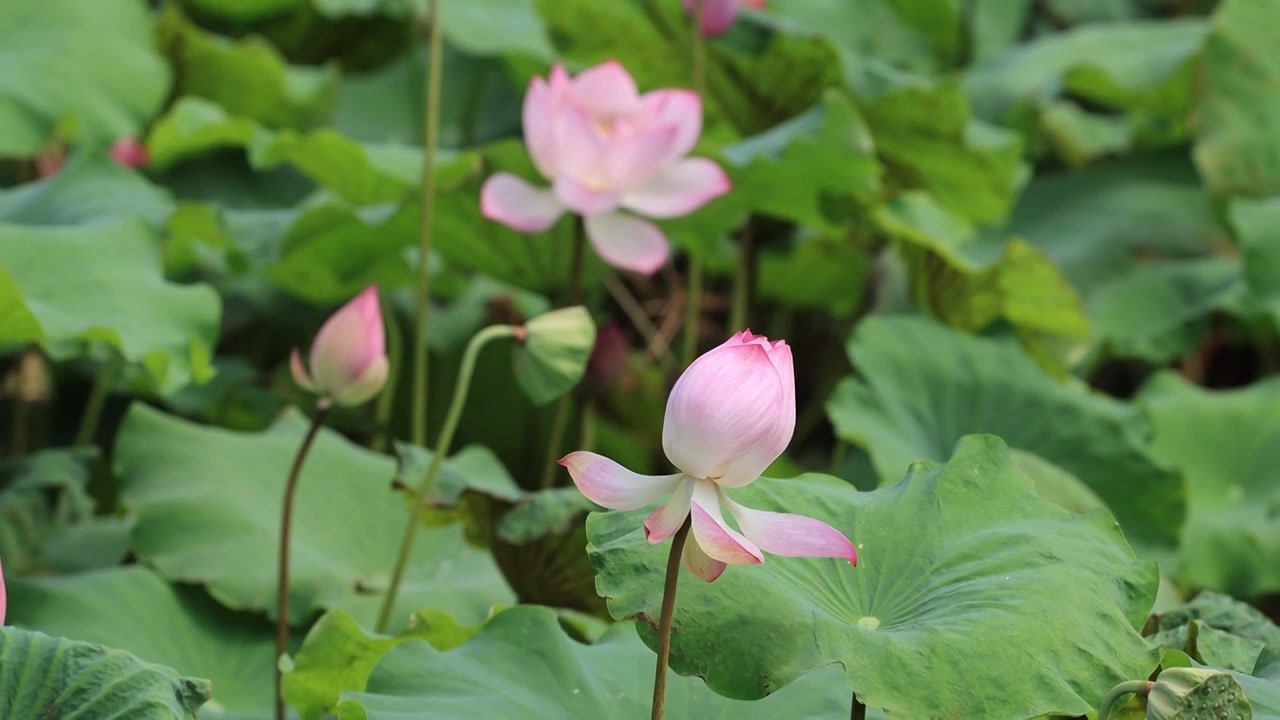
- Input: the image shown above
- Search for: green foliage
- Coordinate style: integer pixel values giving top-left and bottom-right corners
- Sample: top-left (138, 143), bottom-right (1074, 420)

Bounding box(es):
top-left (588, 436), bottom-right (1158, 717)
top-left (0, 624), bottom-right (211, 719)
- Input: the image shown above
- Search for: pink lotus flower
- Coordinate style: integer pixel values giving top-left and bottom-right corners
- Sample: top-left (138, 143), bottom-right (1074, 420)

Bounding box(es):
top-left (290, 285), bottom-right (389, 407)
top-left (684, 0), bottom-right (766, 36)
top-left (480, 61), bottom-right (731, 276)
top-left (110, 137), bottom-right (149, 169)
top-left (561, 330), bottom-right (856, 582)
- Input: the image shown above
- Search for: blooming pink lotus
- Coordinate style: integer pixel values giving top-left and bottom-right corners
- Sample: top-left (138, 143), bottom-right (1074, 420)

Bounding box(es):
top-left (684, 0), bottom-right (767, 37)
top-left (290, 285), bottom-right (389, 407)
top-left (480, 61), bottom-right (730, 276)
top-left (561, 330), bottom-right (856, 582)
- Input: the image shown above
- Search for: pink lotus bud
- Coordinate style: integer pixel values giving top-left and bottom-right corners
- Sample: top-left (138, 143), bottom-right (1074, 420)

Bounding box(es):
top-left (109, 137), bottom-right (149, 169)
top-left (559, 330), bottom-right (855, 582)
top-left (683, 0), bottom-right (766, 36)
top-left (290, 285), bottom-right (389, 407)
top-left (480, 61), bottom-right (730, 276)
top-left (586, 324), bottom-right (630, 390)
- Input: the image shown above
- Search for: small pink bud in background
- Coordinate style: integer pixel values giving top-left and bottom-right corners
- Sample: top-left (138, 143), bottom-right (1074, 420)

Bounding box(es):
top-left (683, 0), bottom-right (766, 36)
top-left (560, 330), bottom-right (856, 582)
top-left (109, 137), bottom-right (149, 169)
top-left (586, 324), bottom-right (630, 391)
top-left (481, 61), bottom-right (730, 276)
top-left (290, 285), bottom-right (389, 407)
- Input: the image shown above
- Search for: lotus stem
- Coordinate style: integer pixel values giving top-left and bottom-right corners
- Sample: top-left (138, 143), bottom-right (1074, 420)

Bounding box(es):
top-left (1097, 679), bottom-right (1153, 720)
top-left (651, 516), bottom-right (692, 720)
top-left (74, 351), bottom-right (120, 448)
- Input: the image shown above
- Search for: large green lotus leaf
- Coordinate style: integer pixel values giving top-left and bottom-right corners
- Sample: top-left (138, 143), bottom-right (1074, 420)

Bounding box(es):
top-left (334, 605), bottom-right (858, 720)
top-left (7, 567), bottom-right (279, 720)
top-left (859, 79), bottom-right (1024, 225)
top-left (827, 315), bottom-right (1184, 557)
top-left (1193, 0), bottom-right (1280, 197)
top-left (0, 153), bottom-right (173, 227)
top-left (0, 219), bottom-right (220, 394)
top-left (158, 5), bottom-right (337, 130)
top-left (965, 19), bottom-right (1206, 121)
top-left (0, 623), bottom-right (210, 720)
top-left (587, 435), bottom-right (1159, 716)
top-left (0, 0), bottom-right (170, 156)
top-left (114, 404), bottom-right (515, 630)
top-left (1137, 372), bottom-right (1280, 597)
top-left (1229, 197), bottom-right (1280, 323)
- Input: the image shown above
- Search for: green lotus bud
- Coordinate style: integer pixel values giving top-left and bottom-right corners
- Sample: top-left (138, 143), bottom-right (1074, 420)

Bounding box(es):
top-left (1147, 667), bottom-right (1252, 720)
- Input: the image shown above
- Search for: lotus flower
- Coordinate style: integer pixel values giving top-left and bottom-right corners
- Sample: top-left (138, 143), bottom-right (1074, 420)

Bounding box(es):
top-left (480, 61), bottom-right (730, 276)
top-left (290, 285), bottom-right (389, 407)
top-left (684, 0), bottom-right (766, 36)
top-left (110, 137), bottom-right (149, 168)
top-left (561, 330), bottom-right (857, 582)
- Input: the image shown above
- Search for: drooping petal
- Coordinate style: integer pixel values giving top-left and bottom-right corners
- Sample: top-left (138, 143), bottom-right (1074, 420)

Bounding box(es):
top-left (713, 335), bottom-right (795, 487)
top-left (682, 538), bottom-right (727, 582)
top-left (639, 89), bottom-right (702, 162)
top-left (605, 125), bottom-right (680, 190)
top-left (553, 175), bottom-right (623, 216)
top-left (289, 348), bottom-right (315, 392)
top-left (522, 77), bottom-right (558, 178)
top-left (481, 173), bottom-right (565, 232)
top-left (622, 158), bottom-right (730, 218)
top-left (721, 490), bottom-right (857, 564)
top-left (559, 451), bottom-right (684, 511)
top-left (584, 212), bottom-right (670, 275)
top-left (570, 60), bottom-right (640, 117)
top-left (689, 479), bottom-right (763, 564)
top-left (644, 478), bottom-right (694, 543)
top-left (661, 340), bottom-right (789, 482)
top-left (309, 286), bottom-right (388, 406)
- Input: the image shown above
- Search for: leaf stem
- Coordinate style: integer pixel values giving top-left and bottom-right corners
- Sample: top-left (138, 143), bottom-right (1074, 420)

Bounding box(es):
top-left (651, 516), bottom-right (692, 720)
top-left (275, 403), bottom-right (331, 720)
top-left (1097, 680), bottom-right (1153, 720)
top-left (371, 295), bottom-right (403, 454)
top-left (409, 0), bottom-right (446, 450)
top-left (568, 216), bottom-right (586, 306)
top-left (74, 352), bottom-right (120, 447)
top-left (375, 323), bottom-right (520, 632)
top-left (540, 394), bottom-right (571, 490)
top-left (682, 0), bottom-right (709, 368)
top-left (728, 222), bottom-right (753, 333)
top-left (851, 694), bottom-right (866, 720)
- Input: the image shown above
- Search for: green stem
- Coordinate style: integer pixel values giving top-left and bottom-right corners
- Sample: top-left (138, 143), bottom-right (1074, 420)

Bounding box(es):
top-left (830, 439), bottom-right (848, 476)
top-left (682, 0), bottom-right (708, 368)
top-left (1097, 680), bottom-right (1153, 720)
top-left (568, 217), bottom-right (585, 306)
top-left (851, 695), bottom-right (865, 720)
top-left (375, 323), bottom-right (519, 633)
top-left (728, 221), bottom-right (753, 332)
top-left (682, 258), bottom-right (703, 367)
top-left (579, 399), bottom-right (597, 453)
top-left (371, 298), bottom-right (403, 454)
top-left (540, 394), bottom-right (571, 490)
top-left (275, 403), bottom-right (331, 720)
top-left (74, 353), bottom-right (120, 447)
top-left (409, 0), bottom-right (446, 450)
top-left (651, 516), bottom-right (692, 720)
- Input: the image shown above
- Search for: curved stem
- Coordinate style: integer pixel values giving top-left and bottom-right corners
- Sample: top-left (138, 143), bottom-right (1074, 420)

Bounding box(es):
top-left (409, 0), bottom-right (446, 449)
top-left (1097, 680), bottom-right (1153, 720)
top-left (375, 324), bottom-right (519, 632)
top-left (275, 403), bottom-right (331, 720)
top-left (371, 296), bottom-right (403, 454)
top-left (74, 352), bottom-right (120, 447)
top-left (651, 516), bottom-right (692, 720)
top-left (851, 694), bottom-right (865, 720)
